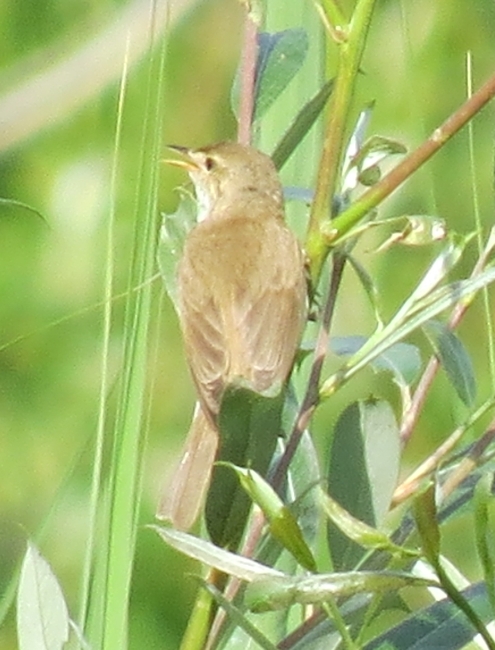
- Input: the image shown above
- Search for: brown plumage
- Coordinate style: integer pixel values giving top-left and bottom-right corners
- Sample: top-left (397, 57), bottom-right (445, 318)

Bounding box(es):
top-left (158, 142), bottom-right (307, 530)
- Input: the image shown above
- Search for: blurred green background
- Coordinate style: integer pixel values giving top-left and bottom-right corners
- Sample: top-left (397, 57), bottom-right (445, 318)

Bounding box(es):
top-left (1, 0), bottom-right (495, 647)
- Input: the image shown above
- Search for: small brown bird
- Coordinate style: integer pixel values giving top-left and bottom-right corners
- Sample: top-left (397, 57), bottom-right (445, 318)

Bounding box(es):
top-left (158, 142), bottom-right (307, 530)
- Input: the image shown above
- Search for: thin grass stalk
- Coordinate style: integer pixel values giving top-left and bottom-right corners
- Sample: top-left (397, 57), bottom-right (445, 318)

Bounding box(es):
top-left (99, 8), bottom-right (166, 649)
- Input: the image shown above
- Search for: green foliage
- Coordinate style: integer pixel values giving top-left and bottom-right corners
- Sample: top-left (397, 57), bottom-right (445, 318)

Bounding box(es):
top-left (205, 383), bottom-right (284, 550)
top-left (4, 1), bottom-right (495, 649)
top-left (17, 543), bottom-right (70, 650)
top-left (327, 399), bottom-right (400, 570)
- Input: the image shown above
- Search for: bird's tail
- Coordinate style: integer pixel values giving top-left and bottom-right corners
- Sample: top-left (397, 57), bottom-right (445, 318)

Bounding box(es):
top-left (156, 404), bottom-right (218, 530)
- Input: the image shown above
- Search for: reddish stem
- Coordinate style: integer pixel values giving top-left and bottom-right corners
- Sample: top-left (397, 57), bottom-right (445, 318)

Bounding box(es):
top-left (237, 13), bottom-right (258, 145)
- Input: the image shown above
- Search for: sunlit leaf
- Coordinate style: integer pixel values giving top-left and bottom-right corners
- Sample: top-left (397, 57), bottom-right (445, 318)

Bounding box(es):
top-left (157, 191), bottom-right (197, 310)
top-left (400, 234), bottom-right (469, 309)
top-left (327, 399), bottom-right (400, 569)
top-left (152, 526), bottom-right (283, 581)
top-left (341, 104), bottom-right (374, 195)
top-left (230, 466), bottom-right (317, 571)
top-left (320, 489), bottom-right (417, 558)
top-left (376, 216), bottom-right (447, 252)
top-left (17, 542), bottom-right (70, 650)
top-left (423, 320), bottom-right (476, 406)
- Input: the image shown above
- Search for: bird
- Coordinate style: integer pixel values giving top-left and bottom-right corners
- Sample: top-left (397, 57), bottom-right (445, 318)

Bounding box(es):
top-left (157, 141), bottom-right (307, 532)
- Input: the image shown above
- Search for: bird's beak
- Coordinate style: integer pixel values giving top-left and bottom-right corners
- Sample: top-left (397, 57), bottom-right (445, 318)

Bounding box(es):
top-left (161, 145), bottom-right (199, 172)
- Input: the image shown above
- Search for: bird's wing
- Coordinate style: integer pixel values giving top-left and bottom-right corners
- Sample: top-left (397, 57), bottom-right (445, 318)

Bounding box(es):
top-left (234, 224), bottom-right (307, 391)
top-left (177, 217), bottom-right (306, 417)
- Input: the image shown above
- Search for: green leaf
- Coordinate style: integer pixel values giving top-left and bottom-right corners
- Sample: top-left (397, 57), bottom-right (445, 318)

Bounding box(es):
top-left (364, 582), bottom-right (492, 650)
top-left (285, 429), bottom-right (321, 547)
top-left (474, 474), bottom-right (495, 614)
top-left (347, 255), bottom-right (385, 328)
top-left (254, 29), bottom-right (309, 121)
top-left (321, 243), bottom-right (494, 398)
top-left (230, 466), bottom-right (317, 572)
top-left (205, 382), bottom-right (285, 549)
top-left (341, 104), bottom-right (374, 196)
top-left (199, 580), bottom-right (278, 650)
top-left (413, 485), bottom-right (440, 563)
top-left (423, 320), bottom-right (477, 406)
top-left (320, 489), bottom-right (417, 558)
top-left (246, 571), bottom-right (435, 613)
top-left (271, 78), bottom-right (334, 170)
top-left (0, 197), bottom-right (48, 226)
top-left (17, 542), bottom-right (70, 650)
top-left (152, 526), bottom-right (283, 582)
top-left (331, 336), bottom-right (421, 385)
top-left (327, 399), bottom-right (400, 569)
top-left (376, 216), bottom-right (447, 251)
top-left (157, 192), bottom-right (197, 310)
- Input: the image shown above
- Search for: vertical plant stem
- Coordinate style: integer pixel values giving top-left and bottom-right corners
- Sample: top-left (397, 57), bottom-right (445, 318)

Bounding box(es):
top-left (273, 253), bottom-right (346, 488)
top-left (466, 53), bottom-right (495, 390)
top-left (79, 36), bottom-right (129, 636)
top-left (99, 9), bottom-right (166, 649)
top-left (306, 0), bottom-right (377, 284)
top-left (237, 9), bottom-right (258, 145)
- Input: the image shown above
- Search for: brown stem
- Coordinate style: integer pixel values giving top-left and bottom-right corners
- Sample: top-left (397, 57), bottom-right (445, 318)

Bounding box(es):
top-left (237, 12), bottom-right (258, 145)
top-left (441, 423), bottom-right (495, 500)
top-left (324, 71), bottom-right (495, 244)
top-left (272, 253), bottom-right (347, 490)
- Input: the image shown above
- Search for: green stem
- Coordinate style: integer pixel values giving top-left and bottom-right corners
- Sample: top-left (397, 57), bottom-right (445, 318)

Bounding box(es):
top-left (180, 587), bottom-right (214, 650)
top-left (323, 69), bottom-right (495, 247)
top-left (322, 597), bottom-right (359, 650)
top-left (306, 0), bottom-right (377, 284)
top-left (435, 561), bottom-right (495, 650)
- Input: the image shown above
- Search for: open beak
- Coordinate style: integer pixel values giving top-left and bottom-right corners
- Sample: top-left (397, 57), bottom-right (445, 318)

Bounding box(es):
top-left (161, 145), bottom-right (199, 172)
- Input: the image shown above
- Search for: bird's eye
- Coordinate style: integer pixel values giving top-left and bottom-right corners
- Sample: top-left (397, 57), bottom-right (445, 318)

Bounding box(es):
top-left (204, 156), bottom-right (215, 171)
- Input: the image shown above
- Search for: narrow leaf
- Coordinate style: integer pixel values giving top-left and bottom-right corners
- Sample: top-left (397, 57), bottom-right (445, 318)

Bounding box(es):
top-left (320, 489), bottom-right (417, 558)
top-left (347, 255), bottom-right (385, 328)
top-left (423, 320), bottom-right (476, 406)
top-left (474, 474), bottom-right (495, 614)
top-left (152, 526), bottom-right (283, 582)
top-left (413, 485), bottom-right (440, 563)
top-left (230, 466), bottom-right (317, 572)
top-left (271, 79), bottom-right (334, 170)
top-left (246, 571), bottom-right (435, 612)
top-left (364, 582), bottom-right (493, 650)
top-left (199, 580), bottom-right (278, 650)
top-left (17, 542), bottom-right (70, 650)
top-left (0, 198), bottom-right (48, 226)
top-left (322, 264), bottom-right (495, 398)
top-left (376, 215), bottom-right (447, 251)
top-left (254, 29), bottom-right (309, 121)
